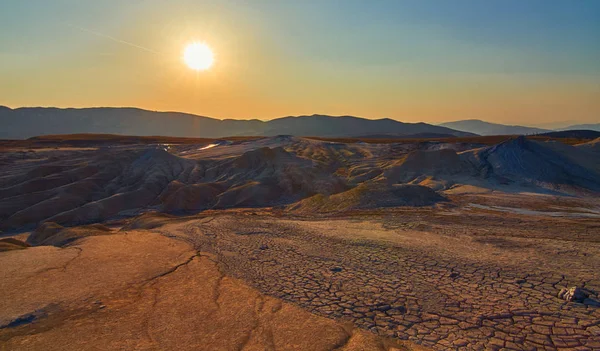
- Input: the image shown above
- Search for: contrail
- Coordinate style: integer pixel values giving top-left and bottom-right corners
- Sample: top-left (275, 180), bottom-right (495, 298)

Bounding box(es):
top-left (66, 23), bottom-right (161, 55)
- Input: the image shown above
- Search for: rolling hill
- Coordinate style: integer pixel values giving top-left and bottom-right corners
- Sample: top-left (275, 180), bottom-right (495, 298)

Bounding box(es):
top-left (2, 134), bottom-right (599, 231)
top-left (561, 123), bottom-right (600, 132)
top-left (537, 130), bottom-right (600, 139)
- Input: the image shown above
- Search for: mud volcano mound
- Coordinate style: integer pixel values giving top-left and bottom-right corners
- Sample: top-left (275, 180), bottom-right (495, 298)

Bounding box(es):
top-left (0, 147), bottom-right (198, 230)
top-left (289, 183), bottom-right (446, 213)
top-left (160, 181), bottom-right (224, 212)
top-left (385, 149), bottom-right (473, 183)
top-left (203, 147), bottom-right (347, 208)
top-left (0, 144), bottom-right (349, 229)
top-left (2, 134), bottom-right (598, 230)
top-left (41, 148), bottom-right (195, 225)
top-left (468, 136), bottom-right (600, 191)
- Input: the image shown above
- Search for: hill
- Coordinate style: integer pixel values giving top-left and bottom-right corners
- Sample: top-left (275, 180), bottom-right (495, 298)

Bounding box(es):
top-left (537, 130), bottom-right (600, 139)
top-left (463, 136), bottom-right (600, 192)
top-left (0, 141), bottom-right (346, 230)
top-left (561, 123), bottom-right (600, 132)
top-left (351, 132), bottom-right (457, 139)
top-left (439, 119), bottom-right (549, 136)
top-left (0, 106), bottom-right (473, 139)
top-left (261, 115), bottom-right (474, 138)
top-left (288, 183), bottom-right (446, 213)
top-left (2, 133), bottom-right (599, 232)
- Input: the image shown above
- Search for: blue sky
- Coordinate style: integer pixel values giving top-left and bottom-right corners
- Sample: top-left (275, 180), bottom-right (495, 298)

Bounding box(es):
top-left (1, 0), bottom-right (599, 124)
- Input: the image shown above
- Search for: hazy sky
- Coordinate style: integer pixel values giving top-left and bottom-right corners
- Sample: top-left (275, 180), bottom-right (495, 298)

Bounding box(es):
top-left (1, 0), bottom-right (599, 125)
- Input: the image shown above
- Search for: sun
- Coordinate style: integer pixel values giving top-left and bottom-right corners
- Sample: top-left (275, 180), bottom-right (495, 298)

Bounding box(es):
top-left (183, 42), bottom-right (214, 71)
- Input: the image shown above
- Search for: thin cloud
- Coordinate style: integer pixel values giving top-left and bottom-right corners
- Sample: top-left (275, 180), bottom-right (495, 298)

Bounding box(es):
top-left (66, 23), bottom-right (161, 55)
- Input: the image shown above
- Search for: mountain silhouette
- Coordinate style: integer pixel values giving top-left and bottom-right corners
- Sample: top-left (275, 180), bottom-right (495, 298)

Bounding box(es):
top-left (0, 106), bottom-right (474, 139)
top-left (439, 119), bottom-right (549, 136)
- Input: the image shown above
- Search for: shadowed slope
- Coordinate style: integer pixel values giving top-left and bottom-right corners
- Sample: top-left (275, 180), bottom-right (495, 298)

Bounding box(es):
top-left (577, 137), bottom-right (600, 154)
top-left (289, 183), bottom-right (446, 213)
top-left (0, 135), bottom-right (598, 231)
top-left (465, 136), bottom-right (600, 192)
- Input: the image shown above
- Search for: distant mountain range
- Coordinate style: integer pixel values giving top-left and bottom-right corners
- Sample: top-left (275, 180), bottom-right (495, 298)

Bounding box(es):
top-left (1, 106), bottom-right (596, 139)
top-left (439, 119), bottom-right (600, 136)
top-left (352, 133), bottom-right (458, 139)
top-left (438, 120), bottom-right (550, 136)
top-left (0, 106), bottom-right (474, 139)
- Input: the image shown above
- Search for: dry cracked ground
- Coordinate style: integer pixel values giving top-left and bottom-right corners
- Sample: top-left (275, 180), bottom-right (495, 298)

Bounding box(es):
top-left (146, 204), bottom-right (599, 351)
top-left (1, 201), bottom-right (600, 350)
top-left (0, 228), bottom-right (424, 351)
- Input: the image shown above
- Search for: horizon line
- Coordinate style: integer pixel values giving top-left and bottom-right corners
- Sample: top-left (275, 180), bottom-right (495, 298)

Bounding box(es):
top-left (2, 104), bottom-right (593, 127)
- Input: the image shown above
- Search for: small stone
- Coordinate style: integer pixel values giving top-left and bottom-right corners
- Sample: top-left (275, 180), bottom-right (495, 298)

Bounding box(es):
top-left (330, 267), bottom-right (343, 273)
top-left (583, 298), bottom-right (600, 307)
top-left (558, 287), bottom-right (589, 303)
top-left (375, 304), bottom-right (391, 312)
top-left (394, 306), bottom-right (407, 314)
top-left (558, 288), bottom-right (568, 299)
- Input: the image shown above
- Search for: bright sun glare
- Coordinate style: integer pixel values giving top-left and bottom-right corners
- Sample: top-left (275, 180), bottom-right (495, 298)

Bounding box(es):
top-left (183, 42), bottom-right (214, 71)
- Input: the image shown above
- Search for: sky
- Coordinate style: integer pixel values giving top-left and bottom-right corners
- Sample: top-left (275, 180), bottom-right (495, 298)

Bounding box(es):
top-left (1, 0), bottom-right (599, 125)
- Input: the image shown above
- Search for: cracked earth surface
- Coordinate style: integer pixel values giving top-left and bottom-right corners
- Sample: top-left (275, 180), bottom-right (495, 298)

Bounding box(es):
top-left (0, 230), bottom-right (421, 351)
top-left (152, 209), bottom-right (600, 351)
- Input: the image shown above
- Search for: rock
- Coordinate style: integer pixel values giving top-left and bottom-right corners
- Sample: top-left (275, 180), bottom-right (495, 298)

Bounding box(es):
top-left (583, 298), bottom-right (600, 307)
top-left (375, 304), bottom-right (392, 312)
top-left (558, 287), bottom-right (589, 302)
top-left (330, 267), bottom-right (343, 273)
top-left (392, 306), bottom-right (407, 314)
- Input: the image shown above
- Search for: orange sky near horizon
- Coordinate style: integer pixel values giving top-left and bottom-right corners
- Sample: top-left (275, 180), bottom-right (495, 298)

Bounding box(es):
top-left (1, 1), bottom-right (599, 126)
top-left (4, 71), bottom-right (598, 125)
